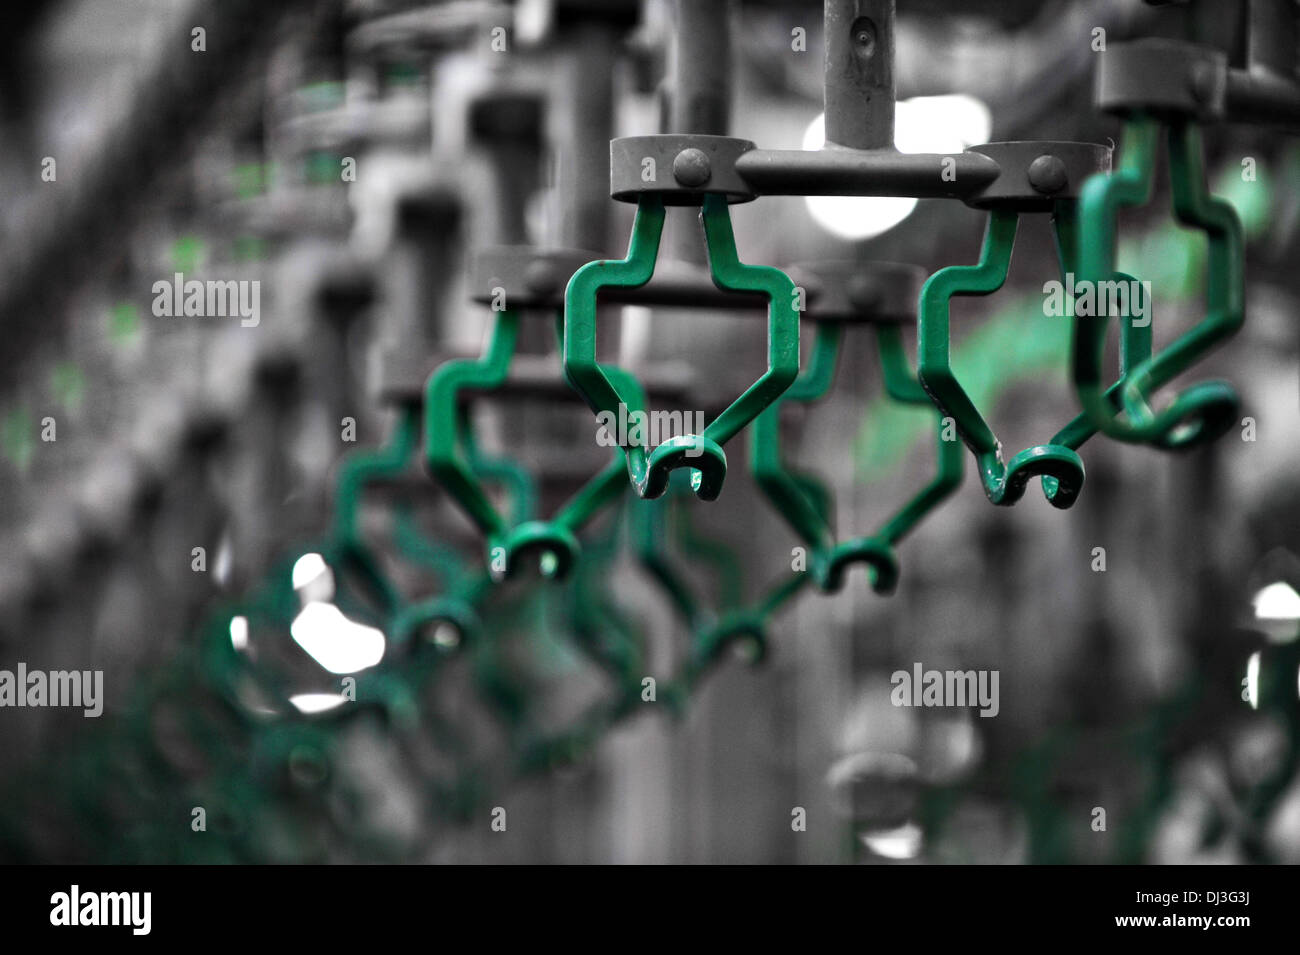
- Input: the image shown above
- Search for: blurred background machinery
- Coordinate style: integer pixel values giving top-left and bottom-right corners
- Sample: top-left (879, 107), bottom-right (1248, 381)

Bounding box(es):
top-left (0, 0), bottom-right (1298, 864)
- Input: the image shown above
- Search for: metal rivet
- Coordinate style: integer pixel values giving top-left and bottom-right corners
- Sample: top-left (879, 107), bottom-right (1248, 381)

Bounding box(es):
top-left (851, 17), bottom-right (877, 57)
top-left (1027, 155), bottom-right (1068, 195)
top-left (672, 148), bottom-right (712, 188)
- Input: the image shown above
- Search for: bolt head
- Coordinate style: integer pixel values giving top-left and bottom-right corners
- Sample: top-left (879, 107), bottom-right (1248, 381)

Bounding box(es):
top-left (1027, 154), bottom-right (1068, 195)
top-left (672, 148), bottom-right (712, 188)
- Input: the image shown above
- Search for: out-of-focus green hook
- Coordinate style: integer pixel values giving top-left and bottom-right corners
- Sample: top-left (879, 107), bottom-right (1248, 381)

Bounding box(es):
top-left (626, 471), bottom-right (757, 713)
top-left (424, 305), bottom-right (640, 580)
top-left (1074, 116), bottom-right (1245, 449)
top-left (565, 512), bottom-right (649, 718)
top-left (628, 471), bottom-right (745, 634)
top-left (330, 399), bottom-right (532, 646)
top-left (195, 395), bottom-right (510, 734)
top-left (919, 209), bottom-right (1086, 508)
top-left (755, 263), bottom-right (963, 592)
top-left (673, 574), bottom-right (806, 702)
top-left (563, 193), bottom-right (800, 502)
top-left (328, 404), bottom-right (424, 617)
top-left (455, 511), bottom-right (649, 775)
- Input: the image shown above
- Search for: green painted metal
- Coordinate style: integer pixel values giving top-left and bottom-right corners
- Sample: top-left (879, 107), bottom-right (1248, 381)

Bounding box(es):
top-left (563, 193), bottom-right (800, 501)
top-left (918, 207), bottom-right (1086, 508)
top-left (1074, 116), bottom-right (1245, 449)
top-left (329, 404), bottom-right (422, 618)
top-left (626, 472), bottom-right (757, 711)
top-left (754, 318), bottom-right (963, 593)
top-left (424, 306), bottom-right (642, 580)
top-left (329, 401), bottom-right (545, 645)
top-left (676, 575), bottom-right (798, 695)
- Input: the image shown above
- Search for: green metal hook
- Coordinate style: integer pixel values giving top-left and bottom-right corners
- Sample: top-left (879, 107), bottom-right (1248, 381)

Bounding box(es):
top-left (330, 401), bottom-right (533, 639)
top-left (566, 512), bottom-right (649, 716)
top-left (424, 305), bottom-right (640, 580)
top-left (195, 399), bottom-right (507, 733)
top-left (1074, 116), bottom-right (1245, 449)
top-left (753, 316), bottom-right (963, 593)
top-left (563, 193), bottom-right (800, 502)
top-left (628, 469), bottom-right (748, 632)
top-left (1042, 277), bottom-right (1151, 502)
top-left (326, 404), bottom-right (425, 617)
top-left (628, 485), bottom-right (706, 634)
top-left (447, 511), bottom-right (649, 774)
top-left (918, 208), bottom-right (1086, 508)
top-left (388, 571), bottom-right (491, 653)
top-left (672, 573), bottom-right (807, 705)
top-left (1038, 201), bottom-right (1160, 501)
top-left (626, 470), bottom-right (760, 714)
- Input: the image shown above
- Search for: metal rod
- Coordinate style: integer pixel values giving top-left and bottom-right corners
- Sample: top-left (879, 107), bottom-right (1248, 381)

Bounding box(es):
top-left (733, 147), bottom-right (1000, 198)
top-left (1246, 0), bottom-right (1297, 78)
top-left (554, 21), bottom-right (619, 252)
top-left (668, 0), bottom-right (732, 135)
top-left (824, 0), bottom-right (896, 150)
top-left (1225, 70), bottom-right (1300, 129)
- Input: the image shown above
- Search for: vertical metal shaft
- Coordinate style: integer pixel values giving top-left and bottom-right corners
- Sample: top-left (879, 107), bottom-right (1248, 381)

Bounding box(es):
top-left (824, 0), bottom-right (896, 150)
top-left (553, 21), bottom-right (619, 253)
top-left (667, 0), bottom-right (732, 135)
top-left (1246, 0), bottom-right (1297, 78)
top-left (386, 190), bottom-right (461, 354)
top-left (664, 0), bottom-right (732, 261)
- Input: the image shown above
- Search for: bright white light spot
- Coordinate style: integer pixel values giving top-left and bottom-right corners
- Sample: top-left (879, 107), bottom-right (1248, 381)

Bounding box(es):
top-left (289, 693), bottom-right (348, 715)
top-left (292, 552), bottom-right (331, 590)
top-left (290, 601), bottom-right (386, 674)
top-left (513, 0), bottom-right (549, 44)
top-left (1245, 651), bottom-right (1260, 710)
top-left (214, 532), bottom-right (233, 586)
top-left (431, 622), bottom-right (461, 649)
top-left (618, 305), bottom-right (653, 366)
top-left (894, 95), bottom-right (993, 156)
top-left (802, 94), bottom-right (993, 241)
top-left (1253, 582), bottom-right (1300, 621)
top-left (229, 615), bottom-right (249, 651)
top-left (861, 821), bottom-right (923, 860)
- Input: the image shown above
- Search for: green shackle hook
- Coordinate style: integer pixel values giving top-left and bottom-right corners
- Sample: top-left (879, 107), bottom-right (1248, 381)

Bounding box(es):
top-left (425, 303), bottom-right (641, 581)
top-left (1074, 117), bottom-right (1245, 449)
top-left (196, 395), bottom-right (510, 735)
top-left (628, 481), bottom-right (709, 635)
top-left (457, 512), bottom-right (649, 773)
top-left (566, 512), bottom-right (650, 717)
top-left (328, 404), bottom-right (425, 617)
top-left (633, 476), bottom-right (745, 621)
top-left (563, 193), bottom-right (800, 502)
top-left (388, 569), bottom-right (493, 654)
top-left (331, 400), bottom-right (527, 631)
top-left (1030, 201), bottom-right (1152, 503)
top-left (755, 262), bottom-right (963, 593)
top-left (627, 471), bottom-right (755, 713)
top-left (918, 208), bottom-right (1087, 508)
top-left (674, 573), bottom-right (808, 703)
top-left (1040, 269), bottom-right (1153, 503)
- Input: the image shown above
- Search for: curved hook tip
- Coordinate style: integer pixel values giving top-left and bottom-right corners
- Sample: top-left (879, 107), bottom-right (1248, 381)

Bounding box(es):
top-left (817, 539), bottom-right (901, 594)
top-left (493, 522), bottom-right (582, 581)
top-left (638, 436), bottom-right (727, 501)
top-left (990, 445), bottom-right (1084, 509)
